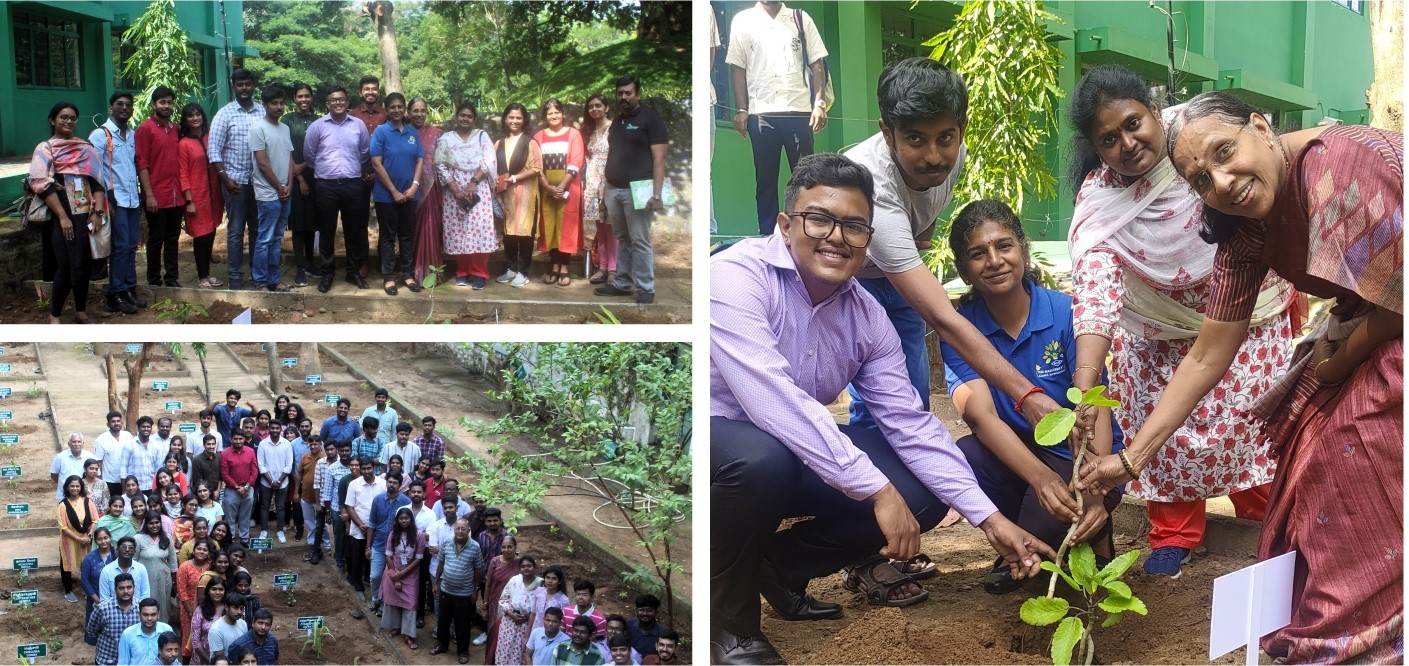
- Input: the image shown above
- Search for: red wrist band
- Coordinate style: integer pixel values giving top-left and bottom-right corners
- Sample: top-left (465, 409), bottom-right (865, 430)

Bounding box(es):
top-left (1014, 386), bottom-right (1045, 412)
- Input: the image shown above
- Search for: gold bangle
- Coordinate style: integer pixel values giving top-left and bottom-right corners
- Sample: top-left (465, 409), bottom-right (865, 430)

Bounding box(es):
top-left (1118, 450), bottom-right (1140, 479)
top-left (1074, 364), bottom-right (1101, 379)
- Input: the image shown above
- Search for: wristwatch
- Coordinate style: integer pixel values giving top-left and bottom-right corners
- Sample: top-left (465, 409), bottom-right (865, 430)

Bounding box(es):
top-left (510, 174), bottom-right (517, 185)
top-left (735, 108), bottom-right (748, 115)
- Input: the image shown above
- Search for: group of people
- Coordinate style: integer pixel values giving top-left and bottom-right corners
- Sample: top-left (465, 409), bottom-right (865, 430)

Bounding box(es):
top-left (48, 387), bottom-right (685, 664)
top-left (27, 70), bottom-right (672, 323)
top-left (711, 50), bottom-right (1401, 665)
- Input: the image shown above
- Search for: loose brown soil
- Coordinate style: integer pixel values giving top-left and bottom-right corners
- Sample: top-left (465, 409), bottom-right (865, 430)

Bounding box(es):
top-left (767, 390), bottom-right (1260, 664)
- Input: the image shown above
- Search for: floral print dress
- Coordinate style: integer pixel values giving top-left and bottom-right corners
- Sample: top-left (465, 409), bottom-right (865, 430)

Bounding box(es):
top-left (434, 129), bottom-right (497, 255)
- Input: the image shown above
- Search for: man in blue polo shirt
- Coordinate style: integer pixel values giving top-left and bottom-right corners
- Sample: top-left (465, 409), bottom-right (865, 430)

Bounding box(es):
top-left (212, 390), bottom-right (254, 445)
top-left (320, 398), bottom-right (360, 445)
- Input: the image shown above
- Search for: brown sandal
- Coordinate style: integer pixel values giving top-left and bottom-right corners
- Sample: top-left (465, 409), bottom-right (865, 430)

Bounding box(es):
top-left (893, 553), bottom-right (938, 580)
top-left (841, 555), bottom-right (929, 607)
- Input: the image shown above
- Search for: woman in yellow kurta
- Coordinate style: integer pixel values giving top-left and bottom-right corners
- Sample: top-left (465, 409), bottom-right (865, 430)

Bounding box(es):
top-left (58, 474), bottom-right (99, 603)
top-left (495, 103), bottom-right (542, 287)
top-left (534, 99), bottom-right (585, 287)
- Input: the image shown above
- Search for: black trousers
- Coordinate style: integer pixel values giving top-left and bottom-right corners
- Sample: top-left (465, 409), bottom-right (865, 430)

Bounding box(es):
top-left (315, 177), bottom-right (369, 278)
top-left (50, 205), bottom-right (92, 318)
top-left (145, 206), bottom-right (183, 284)
top-left (955, 434), bottom-right (1119, 554)
top-left (290, 178), bottom-right (318, 273)
top-left (748, 113), bottom-right (814, 236)
top-left (193, 234), bottom-right (215, 279)
top-left (415, 553), bottom-right (433, 620)
top-left (375, 200), bottom-right (417, 280)
top-left (347, 535), bottom-right (368, 592)
top-left (504, 235), bottom-right (534, 275)
top-left (710, 417), bottom-right (949, 636)
top-left (436, 591), bottom-right (475, 657)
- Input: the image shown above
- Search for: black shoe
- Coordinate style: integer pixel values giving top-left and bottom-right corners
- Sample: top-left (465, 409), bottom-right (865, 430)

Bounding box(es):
top-left (105, 292), bottom-right (138, 315)
top-left (404, 280), bottom-right (423, 293)
top-left (305, 266), bottom-right (324, 279)
top-left (318, 274), bottom-right (334, 293)
top-left (347, 274), bottom-right (369, 289)
top-left (636, 291), bottom-right (655, 305)
top-left (594, 284), bottom-right (633, 297)
top-left (712, 628), bottom-right (785, 665)
top-left (981, 557), bottom-right (1023, 595)
top-left (164, 279), bottom-right (181, 288)
top-left (148, 279), bottom-right (162, 287)
top-left (384, 284), bottom-right (398, 296)
top-left (124, 289), bottom-right (148, 308)
top-left (760, 570), bottom-right (842, 621)
top-left (294, 270), bottom-right (308, 287)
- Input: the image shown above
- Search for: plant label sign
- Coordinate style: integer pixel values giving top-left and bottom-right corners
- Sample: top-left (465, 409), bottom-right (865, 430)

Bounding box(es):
top-left (126, 344), bottom-right (142, 354)
top-left (0, 434), bottom-right (18, 445)
top-left (0, 411), bottom-right (11, 421)
top-left (0, 465), bottom-right (19, 479)
top-left (1209, 550), bottom-right (1295, 664)
top-left (152, 380), bottom-right (169, 391)
top-left (0, 347), bottom-right (6, 356)
top-left (178, 423), bottom-right (198, 433)
top-left (296, 616), bottom-right (323, 631)
top-left (249, 538), bottom-right (273, 553)
top-left (16, 643), bottom-right (46, 660)
top-left (165, 401), bottom-right (182, 412)
top-left (324, 394), bottom-right (341, 404)
top-left (6, 503), bottom-right (28, 516)
top-left (305, 374), bottom-right (322, 386)
top-left (0, 364), bottom-right (11, 374)
top-left (274, 573), bottom-right (298, 588)
top-left (0, 387), bottom-right (10, 399)
top-left (12, 557), bottom-right (38, 571)
top-left (10, 589), bottom-right (37, 605)
top-left (283, 357), bottom-right (298, 368)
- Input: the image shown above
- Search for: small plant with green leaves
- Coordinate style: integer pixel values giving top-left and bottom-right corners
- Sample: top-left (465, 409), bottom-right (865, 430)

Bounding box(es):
top-left (300, 622), bottom-right (335, 659)
top-left (153, 298), bottom-right (209, 325)
top-left (281, 577), bottom-right (297, 606)
top-left (593, 306), bottom-right (621, 324)
top-left (422, 264), bottom-right (448, 324)
top-left (16, 566), bottom-right (29, 587)
top-left (565, 539), bottom-right (575, 555)
top-left (1020, 385), bottom-right (1147, 665)
top-left (24, 381), bottom-right (43, 398)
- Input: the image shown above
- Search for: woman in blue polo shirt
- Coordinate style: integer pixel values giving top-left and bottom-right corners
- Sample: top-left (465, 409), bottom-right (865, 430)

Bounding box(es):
top-left (369, 92), bottom-right (426, 296)
top-left (939, 199), bottom-right (1124, 593)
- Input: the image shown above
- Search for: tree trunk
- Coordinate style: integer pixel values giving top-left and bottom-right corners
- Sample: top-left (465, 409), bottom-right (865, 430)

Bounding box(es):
top-left (368, 1), bottom-right (402, 94)
top-left (105, 353), bottom-right (120, 415)
top-left (266, 343), bottom-right (284, 395)
top-left (485, 5), bottom-right (514, 97)
top-left (301, 342), bottom-right (323, 378)
top-left (637, 1), bottom-right (689, 43)
top-left (123, 344), bottom-right (154, 430)
top-left (1369, 1), bottom-right (1403, 133)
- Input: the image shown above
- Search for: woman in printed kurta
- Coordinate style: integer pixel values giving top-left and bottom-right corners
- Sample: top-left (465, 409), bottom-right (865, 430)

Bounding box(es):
top-left (481, 534), bottom-right (519, 664)
top-left (95, 496), bottom-right (136, 547)
top-left (29, 102), bottom-right (108, 323)
top-left (435, 101), bottom-right (497, 287)
top-left (410, 97), bottom-right (446, 284)
top-left (581, 94), bottom-right (617, 284)
top-left (380, 507), bottom-right (426, 649)
top-left (135, 512), bottom-right (178, 622)
top-left (177, 103), bottom-right (222, 288)
top-left (534, 99), bottom-right (585, 286)
top-left (495, 103), bottom-right (543, 286)
top-left (1081, 91), bottom-right (1403, 664)
top-left (527, 565), bottom-right (569, 634)
top-left (495, 555), bottom-right (543, 665)
top-left (1065, 66), bottom-right (1295, 577)
top-left (58, 476), bottom-right (98, 603)
top-left (188, 576), bottom-right (226, 664)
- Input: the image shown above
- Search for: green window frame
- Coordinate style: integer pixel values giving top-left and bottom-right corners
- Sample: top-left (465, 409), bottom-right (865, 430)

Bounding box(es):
top-left (13, 10), bottom-right (83, 89)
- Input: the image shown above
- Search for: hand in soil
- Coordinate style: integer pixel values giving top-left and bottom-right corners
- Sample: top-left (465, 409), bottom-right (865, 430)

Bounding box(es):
top-left (978, 515), bottom-right (1057, 580)
top-left (871, 483), bottom-right (920, 561)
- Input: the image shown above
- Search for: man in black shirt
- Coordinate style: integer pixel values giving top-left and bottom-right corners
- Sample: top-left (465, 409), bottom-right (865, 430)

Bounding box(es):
top-left (595, 75), bottom-right (669, 305)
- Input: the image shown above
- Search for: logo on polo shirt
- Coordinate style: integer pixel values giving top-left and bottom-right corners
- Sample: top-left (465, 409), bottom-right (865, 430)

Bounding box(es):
top-left (1036, 340), bottom-right (1065, 379)
top-left (408, 135), bottom-right (416, 145)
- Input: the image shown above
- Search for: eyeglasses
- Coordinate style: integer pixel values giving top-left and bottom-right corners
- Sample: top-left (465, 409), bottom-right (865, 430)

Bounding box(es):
top-left (786, 211), bottom-right (874, 249)
top-left (327, 97), bottom-right (348, 105)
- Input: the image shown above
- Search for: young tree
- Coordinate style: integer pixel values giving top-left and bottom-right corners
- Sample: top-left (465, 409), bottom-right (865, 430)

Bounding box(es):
top-left (119, 0), bottom-right (203, 122)
top-left (458, 343), bottom-right (691, 626)
top-left (103, 344), bottom-right (155, 429)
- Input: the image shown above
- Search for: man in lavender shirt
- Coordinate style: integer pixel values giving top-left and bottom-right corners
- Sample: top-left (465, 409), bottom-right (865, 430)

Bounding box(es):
top-left (710, 154), bottom-right (1055, 665)
top-left (304, 85), bottom-right (372, 293)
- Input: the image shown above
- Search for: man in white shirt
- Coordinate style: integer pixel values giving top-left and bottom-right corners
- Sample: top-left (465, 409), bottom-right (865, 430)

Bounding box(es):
top-left (51, 432), bottom-right (93, 501)
top-left (362, 388), bottom-right (399, 443)
top-left (194, 410), bottom-right (224, 454)
top-left (379, 422), bottom-right (420, 476)
top-left (128, 416), bottom-right (165, 490)
top-left (94, 411), bottom-right (136, 499)
top-left (344, 457), bottom-right (385, 596)
top-left (256, 425), bottom-right (296, 543)
top-left (207, 592), bottom-right (248, 662)
top-left (726, 0), bottom-right (830, 235)
top-left (153, 417), bottom-right (174, 452)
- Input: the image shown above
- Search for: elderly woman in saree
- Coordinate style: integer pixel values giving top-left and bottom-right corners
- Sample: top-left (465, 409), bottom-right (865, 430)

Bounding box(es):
top-left (1066, 66), bottom-right (1298, 579)
top-left (435, 101), bottom-right (497, 289)
top-left (1079, 91), bottom-right (1403, 664)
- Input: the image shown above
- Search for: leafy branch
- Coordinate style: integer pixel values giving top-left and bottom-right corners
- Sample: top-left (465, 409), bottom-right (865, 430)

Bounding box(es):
top-left (119, 0), bottom-right (202, 123)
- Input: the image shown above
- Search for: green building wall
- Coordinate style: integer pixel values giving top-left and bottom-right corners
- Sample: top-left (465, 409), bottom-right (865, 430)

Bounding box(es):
top-left (709, 0), bottom-right (1374, 243)
top-left (0, 0), bottom-right (251, 160)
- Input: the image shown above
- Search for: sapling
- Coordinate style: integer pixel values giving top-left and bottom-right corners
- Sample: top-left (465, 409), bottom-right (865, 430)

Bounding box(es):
top-left (300, 622), bottom-right (335, 659)
top-left (1018, 385), bottom-right (1147, 666)
top-left (16, 567), bottom-right (28, 587)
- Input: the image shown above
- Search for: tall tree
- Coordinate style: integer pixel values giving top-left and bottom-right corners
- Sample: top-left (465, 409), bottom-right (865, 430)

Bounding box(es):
top-left (244, 0), bottom-right (379, 98)
top-left (365, 1), bottom-right (403, 94)
top-left (266, 343), bottom-right (284, 395)
top-left (120, 0), bottom-right (202, 122)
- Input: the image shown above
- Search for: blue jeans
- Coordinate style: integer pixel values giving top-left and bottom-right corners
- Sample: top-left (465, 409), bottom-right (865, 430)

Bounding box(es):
top-left (848, 276), bottom-right (930, 428)
top-left (224, 183), bottom-right (258, 286)
top-left (108, 205), bottom-right (141, 293)
top-left (253, 198), bottom-right (291, 286)
top-left (606, 184), bottom-right (655, 294)
top-left (369, 545), bottom-right (386, 603)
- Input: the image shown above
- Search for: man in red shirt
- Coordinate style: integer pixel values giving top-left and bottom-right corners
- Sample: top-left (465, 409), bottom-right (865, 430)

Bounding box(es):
top-left (135, 86), bottom-right (185, 287)
top-left (219, 430), bottom-right (260, 546)
top-left (347, 74), bottom-right (386, 280)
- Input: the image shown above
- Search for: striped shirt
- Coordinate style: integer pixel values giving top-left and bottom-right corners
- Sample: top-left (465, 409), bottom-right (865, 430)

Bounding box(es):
top-left (436, 534), bottom-right (482, 596)
top-left (127, 438), bottom-right (166, 490)
top-left (351, 436), bottom-right (385, 466)
top-left (207, 100), bottom-right (265, 185)
top-left (85, 597), bottom-right (140, 665)
top-left (322, 460), bottom-right (351, 506)
top-left (414, 433), bottom-right (445, 462)
top-left (710, 234), bottom-right (998, 523)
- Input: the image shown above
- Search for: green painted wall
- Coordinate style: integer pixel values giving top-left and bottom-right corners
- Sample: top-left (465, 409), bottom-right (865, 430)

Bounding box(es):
top-left (710, 0), bottom-right (1375, 243)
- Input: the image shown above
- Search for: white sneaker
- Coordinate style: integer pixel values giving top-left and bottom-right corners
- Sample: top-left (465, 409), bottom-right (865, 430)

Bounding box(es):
top-left (277, 531), bottom-right (286, 544)
top-left (259, 530), bottom-right (269, 539)
top-left (496, 270), bottom-right (516, 283)
top-left (511, 273), bottom-right (530, 287)
top-left (472, 632), bottom-right (488, 646)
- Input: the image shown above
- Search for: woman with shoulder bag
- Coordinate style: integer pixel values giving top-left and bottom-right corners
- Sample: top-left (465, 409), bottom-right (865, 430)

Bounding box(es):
top-left (29, 102), bottom-right (108, 324)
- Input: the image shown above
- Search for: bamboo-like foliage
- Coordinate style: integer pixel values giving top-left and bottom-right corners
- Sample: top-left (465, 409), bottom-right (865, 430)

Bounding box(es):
top-left (920, 0), bottom-right (1065, 282)
top-left (119, 0), bottom-right (202, 123)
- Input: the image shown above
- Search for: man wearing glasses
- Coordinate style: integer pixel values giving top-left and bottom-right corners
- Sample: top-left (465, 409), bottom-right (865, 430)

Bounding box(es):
top-left (709, 152), bottom-right (1055, 664)
top-left (304, 86), bottom-right (372, 293)
top-left (840, 57), bottom-right (1062, 430)
top-left (89, 92), bottom-right (143, 314)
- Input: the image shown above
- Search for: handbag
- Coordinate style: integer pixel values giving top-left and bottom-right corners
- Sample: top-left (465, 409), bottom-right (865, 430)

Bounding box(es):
top-left (88, 211), bottom-right (112, 259)
top-left (20, 139), bottom-right (55, 231)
